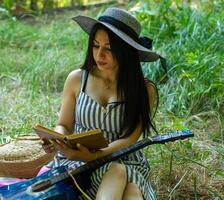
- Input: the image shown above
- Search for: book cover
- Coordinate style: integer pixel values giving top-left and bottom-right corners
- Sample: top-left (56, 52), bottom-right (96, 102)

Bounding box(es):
top-left (33, 124), bottom-right (108, 150)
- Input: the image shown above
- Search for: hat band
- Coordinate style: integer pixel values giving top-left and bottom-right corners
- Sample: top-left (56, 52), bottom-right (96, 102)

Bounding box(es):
top-left (98, 16), bottom-right (139, 42)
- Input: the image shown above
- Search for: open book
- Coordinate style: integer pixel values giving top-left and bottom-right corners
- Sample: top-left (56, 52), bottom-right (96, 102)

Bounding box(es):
top-left (33, 124), bottom-right (108, 150)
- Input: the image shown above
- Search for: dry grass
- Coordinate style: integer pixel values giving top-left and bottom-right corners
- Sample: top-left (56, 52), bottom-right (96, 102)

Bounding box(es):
top-left (147, 112), bottom-right (224, 199)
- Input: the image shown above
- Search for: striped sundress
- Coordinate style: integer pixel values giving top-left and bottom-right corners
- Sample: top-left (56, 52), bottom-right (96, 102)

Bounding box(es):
top-left (50, 70), bottom-right (156, 200)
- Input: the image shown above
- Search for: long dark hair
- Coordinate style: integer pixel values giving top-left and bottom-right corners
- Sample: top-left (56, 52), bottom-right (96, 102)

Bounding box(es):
top-left (81, 24), bottom-right (157, 137)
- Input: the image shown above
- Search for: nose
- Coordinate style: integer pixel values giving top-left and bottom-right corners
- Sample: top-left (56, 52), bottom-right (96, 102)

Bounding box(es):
top-left (96, 47), bottom-right (105, 59)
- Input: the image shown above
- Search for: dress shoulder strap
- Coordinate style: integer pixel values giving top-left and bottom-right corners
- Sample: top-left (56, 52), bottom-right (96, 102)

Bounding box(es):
top-left (80, 69), bottom-right (89, 92)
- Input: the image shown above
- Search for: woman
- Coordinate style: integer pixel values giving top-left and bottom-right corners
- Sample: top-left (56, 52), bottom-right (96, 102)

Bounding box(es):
top-left (44, 7), bottom-right (164, 200)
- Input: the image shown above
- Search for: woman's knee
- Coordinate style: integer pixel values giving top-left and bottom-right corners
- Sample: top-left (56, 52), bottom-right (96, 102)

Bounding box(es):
top-left (96, 163), bottom-right (127, 200)
top-left (108, 162), bottom-right (127, 181)
top-left (123, 183), bottom-right (143, 200)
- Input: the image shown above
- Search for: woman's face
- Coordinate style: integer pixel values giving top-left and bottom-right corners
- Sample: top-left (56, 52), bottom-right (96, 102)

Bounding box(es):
top-left (92, 29), bottom-right (118, 72)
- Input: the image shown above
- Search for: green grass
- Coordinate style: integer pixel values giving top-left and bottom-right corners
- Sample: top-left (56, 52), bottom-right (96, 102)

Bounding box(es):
top-left (137, 0), bottom-right (224, 117)
top-left (0, 1), bottom-right (223, 199)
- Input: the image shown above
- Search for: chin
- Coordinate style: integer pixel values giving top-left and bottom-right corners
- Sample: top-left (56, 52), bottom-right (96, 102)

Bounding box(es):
top-left (97, 65), bottom-right (110, 71)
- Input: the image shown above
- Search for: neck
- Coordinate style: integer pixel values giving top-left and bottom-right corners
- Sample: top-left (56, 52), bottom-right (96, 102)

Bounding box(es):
top-left (94, 67), bottom-right (117, 82)
top-left (93, 67), bottom-right (117, 90)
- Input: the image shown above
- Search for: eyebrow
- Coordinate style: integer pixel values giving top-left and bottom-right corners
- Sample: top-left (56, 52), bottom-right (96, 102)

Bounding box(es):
top-left (93, 39), bottom-right (110, 45)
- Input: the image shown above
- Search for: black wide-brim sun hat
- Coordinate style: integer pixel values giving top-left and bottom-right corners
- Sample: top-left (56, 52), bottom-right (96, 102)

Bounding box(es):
top-left (71, 7), bottom-right (162, 63)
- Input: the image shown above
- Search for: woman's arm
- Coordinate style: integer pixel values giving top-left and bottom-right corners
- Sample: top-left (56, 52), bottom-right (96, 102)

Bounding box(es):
top-left (97, 122), bottom-right (142, 157)
top-left (145, 80), bottom-right (157, 117)
top-left (55, 69), bottom-right (82, 134)
top-left (51, 122), bottom-right (142, 162)
top-left (42, 69), bottom-right (81, 153)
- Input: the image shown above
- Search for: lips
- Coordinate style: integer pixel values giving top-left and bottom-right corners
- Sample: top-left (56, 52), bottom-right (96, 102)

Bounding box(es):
top-left (97, 61), bottom-right (107, 65)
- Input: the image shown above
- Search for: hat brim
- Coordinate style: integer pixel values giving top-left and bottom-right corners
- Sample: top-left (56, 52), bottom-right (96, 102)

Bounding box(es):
top-left (72, 15), bottom-right (160, 62)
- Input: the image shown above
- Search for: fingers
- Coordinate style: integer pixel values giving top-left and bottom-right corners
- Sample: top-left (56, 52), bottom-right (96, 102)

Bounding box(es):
top-left (41, 138), bottom-right (50, 145)
top-left (51, 140), bottom-right (67, 150)
top-left (46, 140), bottom-right (89, 161)
top-left (51, 140), bottom-right (77, 160)
top-left (76, 143), bottom-right (88, 151)
top-left (40, 140), bottom-right (55, 153)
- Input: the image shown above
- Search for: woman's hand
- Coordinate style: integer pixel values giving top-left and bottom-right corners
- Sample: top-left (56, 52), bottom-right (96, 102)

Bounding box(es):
top-left (52, 140), bottom-right (96, 162)
top-left (40, 139), bottom-right (56, 154)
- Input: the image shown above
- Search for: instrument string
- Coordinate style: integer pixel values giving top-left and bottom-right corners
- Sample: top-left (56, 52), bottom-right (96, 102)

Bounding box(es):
top-left (68, 170), bottom-right (92, 200)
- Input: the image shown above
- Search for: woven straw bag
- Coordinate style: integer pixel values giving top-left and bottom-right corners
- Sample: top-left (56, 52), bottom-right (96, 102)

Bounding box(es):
top-left (0, 135), bottom-right (54, 178)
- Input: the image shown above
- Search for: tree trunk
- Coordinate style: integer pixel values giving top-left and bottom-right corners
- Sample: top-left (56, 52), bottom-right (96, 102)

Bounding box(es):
top-left (30, 0), bottom-right (38, 11)
top-left (43, 0), bottom-right (54, 12)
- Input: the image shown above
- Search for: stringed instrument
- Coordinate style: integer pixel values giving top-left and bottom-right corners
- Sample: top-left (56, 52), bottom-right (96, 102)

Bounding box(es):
top-left (0, 129), bottom-right (193, 200)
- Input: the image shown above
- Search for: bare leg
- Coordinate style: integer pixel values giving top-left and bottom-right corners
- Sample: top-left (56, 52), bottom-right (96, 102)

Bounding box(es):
top-left (96, 163), bottom-right (127, 200)
top-left (122, 183), bottom-right (144, 200)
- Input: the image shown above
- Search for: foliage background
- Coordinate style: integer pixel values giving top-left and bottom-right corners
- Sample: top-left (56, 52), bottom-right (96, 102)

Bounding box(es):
top-left (0, 0), bottom-right (223, 199)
